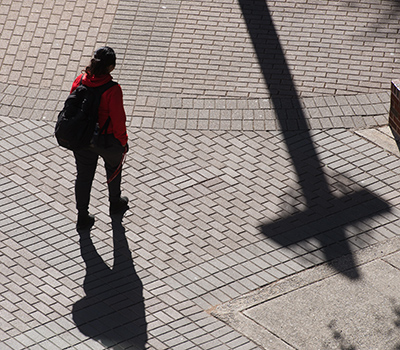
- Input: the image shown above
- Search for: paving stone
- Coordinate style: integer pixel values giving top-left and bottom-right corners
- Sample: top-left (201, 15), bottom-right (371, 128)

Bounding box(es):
top-left (2, 0), bottom-right (400, 349)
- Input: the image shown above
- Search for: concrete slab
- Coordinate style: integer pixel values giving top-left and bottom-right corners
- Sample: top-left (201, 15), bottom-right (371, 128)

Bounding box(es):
top-left (355, 126), bottom-right (400, 157)
top-left (211, 237), bottom-right (400, 350)
top-left (245, 260), bottom-right (400, 350)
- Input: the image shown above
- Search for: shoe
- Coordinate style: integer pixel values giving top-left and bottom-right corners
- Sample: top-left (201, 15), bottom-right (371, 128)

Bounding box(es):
top-left (110, 196), bottom-right (129, 215)
top-left (76, 214), bottom-right (95, 231)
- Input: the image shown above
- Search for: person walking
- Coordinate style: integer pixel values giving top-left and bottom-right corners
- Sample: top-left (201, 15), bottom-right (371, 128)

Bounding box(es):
top-left (72, 46), bottom-right (129, 230)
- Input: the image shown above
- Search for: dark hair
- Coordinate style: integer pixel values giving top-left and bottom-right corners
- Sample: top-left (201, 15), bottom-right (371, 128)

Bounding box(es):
top-left (85, 46), bottom-right (116, 76)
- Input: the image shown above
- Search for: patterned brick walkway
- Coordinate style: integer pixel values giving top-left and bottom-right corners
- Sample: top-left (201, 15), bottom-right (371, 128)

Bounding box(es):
top-left (1, 0), bottom-right (400, 349)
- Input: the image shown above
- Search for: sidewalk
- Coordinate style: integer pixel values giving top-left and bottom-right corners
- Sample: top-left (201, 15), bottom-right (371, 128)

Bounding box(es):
top-left (1, 0), bottom-right (400, 349)
top-left (211, 235), bottom-right (400, 349)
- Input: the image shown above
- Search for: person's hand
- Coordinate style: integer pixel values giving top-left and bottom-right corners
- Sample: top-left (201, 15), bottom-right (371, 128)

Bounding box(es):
top-left (123, 143), bottom-right (129, 153)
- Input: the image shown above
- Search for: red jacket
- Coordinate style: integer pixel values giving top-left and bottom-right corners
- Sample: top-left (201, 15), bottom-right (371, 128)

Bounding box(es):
top-left (71, 73), bottom-right (128, 146)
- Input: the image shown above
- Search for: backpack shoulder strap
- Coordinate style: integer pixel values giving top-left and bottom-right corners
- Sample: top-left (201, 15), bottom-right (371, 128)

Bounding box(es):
top-left (93, 81), bottom-right (118, 135)
top-left (88, 80), bottom-right (117, 106)
top-left (98, 116), bottom-right (111, 135)
top-left (95, 80), bottom-right (118, 94)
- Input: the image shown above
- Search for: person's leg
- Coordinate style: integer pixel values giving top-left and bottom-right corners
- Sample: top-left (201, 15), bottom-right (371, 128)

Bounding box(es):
top-left (106, 161), bottom-right (122, 201)
top-left (74, 148), bottom-right (98, 226)
top-left (96, 136), bottom-right (128, 214)
top-left (106, 160), bottom-right (129, 214)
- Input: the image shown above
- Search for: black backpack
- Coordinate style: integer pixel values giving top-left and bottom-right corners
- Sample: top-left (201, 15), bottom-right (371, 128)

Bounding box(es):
top-left (55, 77), bottom-right (117, 150)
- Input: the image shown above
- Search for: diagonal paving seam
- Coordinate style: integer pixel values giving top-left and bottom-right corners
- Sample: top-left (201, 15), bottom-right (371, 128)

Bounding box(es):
top-left (209, 236), bottom-right (400, 350)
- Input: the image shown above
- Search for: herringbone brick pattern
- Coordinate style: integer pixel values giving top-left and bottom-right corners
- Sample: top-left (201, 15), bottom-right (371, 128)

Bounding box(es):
top-left (1, 114), bottom-right (400, 348)
top-left (1, 0), bottom-right (400, 348)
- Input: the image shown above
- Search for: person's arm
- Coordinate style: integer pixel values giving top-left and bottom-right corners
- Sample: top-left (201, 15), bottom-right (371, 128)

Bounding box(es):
top-left (70, 74), bottom-right (83, 93)
top-left (108, 84), bottom-right (128, 146)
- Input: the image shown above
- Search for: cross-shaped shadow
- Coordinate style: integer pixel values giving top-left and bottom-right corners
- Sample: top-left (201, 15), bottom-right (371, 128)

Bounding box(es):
top-left (72, 213), bottom-right (147, 349)
top-left (239, 0), bottom-right (391, 279)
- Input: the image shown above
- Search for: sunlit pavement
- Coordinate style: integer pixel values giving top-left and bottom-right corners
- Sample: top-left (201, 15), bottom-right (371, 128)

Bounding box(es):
top-left (2, 1), bottom-right (400, 349)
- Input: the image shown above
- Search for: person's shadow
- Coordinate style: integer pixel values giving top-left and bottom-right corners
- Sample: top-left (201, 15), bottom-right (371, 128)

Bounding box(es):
top-left (73, 212), bottom-right (147, 349)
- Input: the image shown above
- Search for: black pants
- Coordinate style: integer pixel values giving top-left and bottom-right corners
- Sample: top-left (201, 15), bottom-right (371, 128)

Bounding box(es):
top-left (74, 135), bottom-right (125, 216)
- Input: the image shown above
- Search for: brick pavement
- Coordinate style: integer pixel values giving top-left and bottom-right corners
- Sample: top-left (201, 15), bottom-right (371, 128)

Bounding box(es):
top-left (1, 0), bottom-right (400, 349)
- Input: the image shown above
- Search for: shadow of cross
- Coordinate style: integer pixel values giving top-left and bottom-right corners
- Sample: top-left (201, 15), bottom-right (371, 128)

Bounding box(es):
top-left (239, 0), bottom-right (391, 279)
